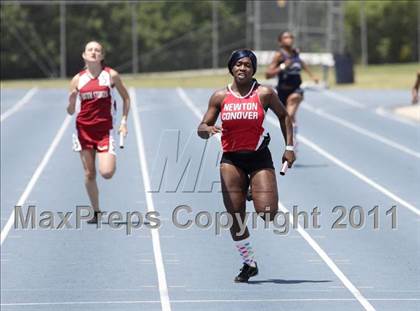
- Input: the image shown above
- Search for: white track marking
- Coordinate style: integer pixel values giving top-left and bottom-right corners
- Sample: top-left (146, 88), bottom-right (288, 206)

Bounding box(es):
top-left (320, 89), bottom-right (366, 108)
top-left (319, 89), bottom-right (419, 127)
top-left (278, 200), bottom-right (375, 311)
top-left (1, 87), bottom-right (39, 122)
top-left (1, 298), bottom-right (419, 307)
top-left (375, 106), bottom-right (419, 127)
top-left (0, 115), bottom-right (72, 245)
top-left (176, 87), bottom-right (204, 118)
top-left (177, 87), bottom-right (376, 311)
top-left (266, 114), bottom-right (420, 216)
top-left (130, 88), bottom-right (171, 311)
top-left (302, 103), bottom-right (420, 159)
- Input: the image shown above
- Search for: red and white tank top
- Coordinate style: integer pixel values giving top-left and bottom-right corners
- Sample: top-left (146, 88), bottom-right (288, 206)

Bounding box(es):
top-left (76, 66), bottom-right (116, 131)
top-left (220, 81), bottom-right (267, 152)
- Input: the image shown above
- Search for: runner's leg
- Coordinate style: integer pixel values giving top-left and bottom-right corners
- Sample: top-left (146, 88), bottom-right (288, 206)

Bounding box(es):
top-left (220, 162), bottom-right (249, 241)
top-left (98, 152), bottom-right (116, 179)
top-left (80, 149), bottom-right (100, 212)
top-left (286, 92), bottom-right (302, 124)
top-left (250, 168), bottom-right (279, 220)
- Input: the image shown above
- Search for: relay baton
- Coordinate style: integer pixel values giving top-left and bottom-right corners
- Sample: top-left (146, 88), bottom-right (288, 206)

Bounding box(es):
top-left (280, 161), bottom-right (288, 176)
top-left (119, 132), bottom-right (125, 149)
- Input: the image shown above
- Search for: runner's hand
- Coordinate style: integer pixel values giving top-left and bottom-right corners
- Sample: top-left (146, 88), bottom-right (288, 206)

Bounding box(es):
top-left (67, 89), bottom-right (78, 115)
top-left (284, 59), bottom-right (292, 68)
top-left (412, 92), bottom-right (418, 105)
top-left (282, 150), bottom-right (295, 168)
top-left (208, 125), bottom-right (222, 137)
top-left (119, 123), bottom-right (128, 137)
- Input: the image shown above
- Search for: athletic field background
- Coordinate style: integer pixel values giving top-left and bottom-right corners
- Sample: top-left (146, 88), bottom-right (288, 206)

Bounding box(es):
top-left (1, 63), bottom-right (417, 91)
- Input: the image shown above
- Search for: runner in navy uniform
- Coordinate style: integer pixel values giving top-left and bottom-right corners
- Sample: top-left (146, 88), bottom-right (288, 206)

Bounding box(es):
top-left (266, 31), bottom-right (319, 153)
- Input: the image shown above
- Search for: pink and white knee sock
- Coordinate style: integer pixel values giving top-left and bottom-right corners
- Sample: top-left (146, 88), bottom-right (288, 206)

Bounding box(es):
top-left (235, 238), bottom-right (256, 267)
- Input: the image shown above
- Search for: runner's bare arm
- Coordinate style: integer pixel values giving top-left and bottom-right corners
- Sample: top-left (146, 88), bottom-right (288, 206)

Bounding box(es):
top-left (111, 69), bottom-right (130, 135)
top-left (260, 86), bottom-right (295, 166)
top-left (197, 89), bottom-right (225, 139)
top-left (302, 60), bottom-right (319, 83)
top-left (67, 74), bottom-right (79, 115)
top-left (110, 69), bottom-right (130, 120)
top-left (412, 71), bottom-right (420, 104)
top-left (265, 52), bottom-right (283, 79)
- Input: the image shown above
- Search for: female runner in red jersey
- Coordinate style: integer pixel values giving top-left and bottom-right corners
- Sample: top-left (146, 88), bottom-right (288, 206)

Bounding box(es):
top-left (198, 50), bottom-right (295, 282)
top-left (67, 41), bottom-right (130, 224)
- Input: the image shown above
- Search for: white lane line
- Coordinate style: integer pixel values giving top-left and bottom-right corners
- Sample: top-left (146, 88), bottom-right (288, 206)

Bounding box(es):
top-left (176, 87), bottom-right (376, 311)
top-left (273, 114), bottom-right (420, 217)
top-left (2, 287), bottom-right (159, 291)
top-left (176, 87), bottom-right (204, 118)
top-left (1, 87), bottom-right (39, 122)
top-left (130, 88), bottom-right (171, 311)
top-left (301, 103), bottom-right (420, 159)
top-left (278, 201), bottom-right (375, 311)
top-left (319, 89), bottom-right (419, 127)
top-left (320, 89), bottom-right (366, 108)
top-left (375, 106), bottom-right (419, 127)
top-left (2, 298), bottom-right (419, 306)
top-left (0, 114), bottom-right (72, 245)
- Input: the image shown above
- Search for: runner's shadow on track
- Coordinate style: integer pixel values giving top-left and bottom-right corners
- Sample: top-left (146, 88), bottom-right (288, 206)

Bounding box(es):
top-left (248, 279), bottom-right (332, 285)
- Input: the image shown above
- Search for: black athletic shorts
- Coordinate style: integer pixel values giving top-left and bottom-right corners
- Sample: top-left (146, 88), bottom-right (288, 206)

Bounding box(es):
top-left (276, 86), bottom-right (304, 106)
top-left (220, 147), bottom-right (275, 176)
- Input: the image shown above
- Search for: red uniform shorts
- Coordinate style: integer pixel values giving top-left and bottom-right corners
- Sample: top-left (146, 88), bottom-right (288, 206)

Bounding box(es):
top-left (73, 127), bottom-right (116, 155)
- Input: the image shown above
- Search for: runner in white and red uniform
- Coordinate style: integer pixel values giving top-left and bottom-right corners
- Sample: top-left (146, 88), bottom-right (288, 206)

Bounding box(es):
top-left (67, 41), bottom-right (130, 224)
top-left (75, 66), bottom-right (117, 154)
top-left (198, 49), bottom-right (295, 283)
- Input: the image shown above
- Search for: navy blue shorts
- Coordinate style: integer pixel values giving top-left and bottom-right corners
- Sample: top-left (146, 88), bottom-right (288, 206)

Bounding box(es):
top-left (220, 147), bottom-right (274, 176)
top-left (276, 87), bottom-right (304, 106)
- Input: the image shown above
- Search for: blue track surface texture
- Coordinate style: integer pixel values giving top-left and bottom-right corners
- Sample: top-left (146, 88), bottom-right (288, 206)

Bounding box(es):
top-left (1, 86), bottom-right (419, 311)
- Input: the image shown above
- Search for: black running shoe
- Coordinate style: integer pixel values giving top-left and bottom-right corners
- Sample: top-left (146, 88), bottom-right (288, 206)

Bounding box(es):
top-left (234, 262), bottom-right (258, 283)
top-left (87, 211), bottom-right (101, 224)
top-left (246, 187), bottom-right (253, 201)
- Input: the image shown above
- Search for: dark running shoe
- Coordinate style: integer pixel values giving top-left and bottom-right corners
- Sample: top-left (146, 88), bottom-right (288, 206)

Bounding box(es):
top-left (234, 262), bottom-right (258, 283)
top-left (87, 211), bottom-right (101, 224)
top-left (246, 187), bottom-right (253, 201)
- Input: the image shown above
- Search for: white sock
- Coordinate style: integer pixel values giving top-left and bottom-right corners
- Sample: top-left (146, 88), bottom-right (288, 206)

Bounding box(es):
top-left (235, 238), bottom-right (256, 267)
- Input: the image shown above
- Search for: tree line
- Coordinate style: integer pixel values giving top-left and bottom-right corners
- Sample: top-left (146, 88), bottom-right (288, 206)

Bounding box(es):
top-left (0, 1), bottom-right (418, 80)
